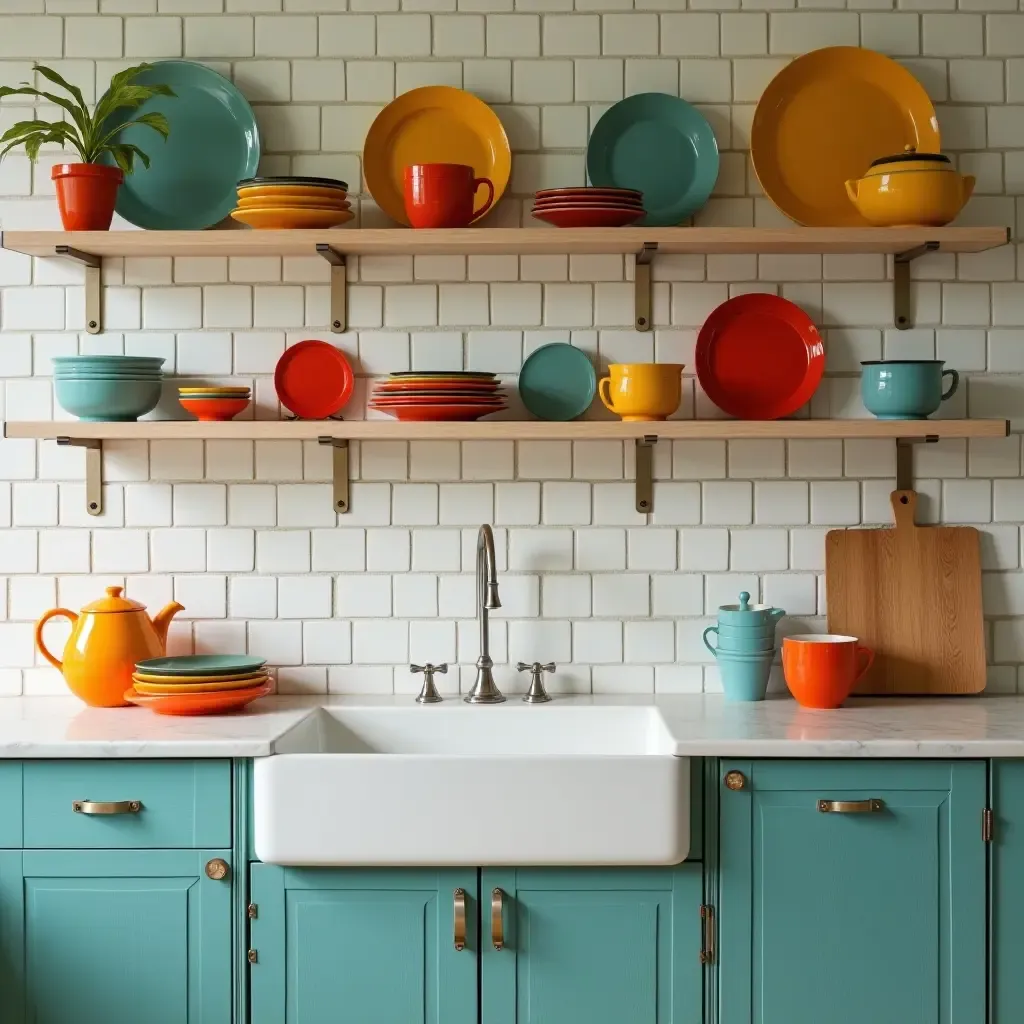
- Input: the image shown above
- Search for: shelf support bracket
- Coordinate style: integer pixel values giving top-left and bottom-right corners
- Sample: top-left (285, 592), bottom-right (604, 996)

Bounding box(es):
top-left (895, 434), bottom-right (939, 491)
top-left (635, 435), bottom-right (657, 513)
top-left (55, 246), bottom-right (102, 335)
top-left (634, 243), bottom-right (658, 332)
top-left (318, 436), bottom-right (350, 514)
top-left (57, 437), bottom-right (103, 516)
top-left (316, 244), bottom-right (347, 334)
top-left (893, 241), bottom-right (940, 330)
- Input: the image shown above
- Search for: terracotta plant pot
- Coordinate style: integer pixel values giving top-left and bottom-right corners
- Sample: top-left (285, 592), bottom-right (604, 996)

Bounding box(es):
top-left (51, 162), bottom-right (123, 231)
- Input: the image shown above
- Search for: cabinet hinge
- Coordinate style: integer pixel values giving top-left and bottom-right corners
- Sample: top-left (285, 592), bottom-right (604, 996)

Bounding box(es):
top-left (247, 949), bottom-right (258, 964)
top-left (983, 807), bottom-right (994, 843)
top-left (247, 903), bottom-right (258, 919)
top-left (699, 904), bottom-right (715, 965)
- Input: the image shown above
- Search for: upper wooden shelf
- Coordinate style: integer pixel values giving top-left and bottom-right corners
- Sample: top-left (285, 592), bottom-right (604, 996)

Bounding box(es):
top-left (0, 226), bottom-right (1010, 259)
top-left (4, 419), bottom-right (1009, 442)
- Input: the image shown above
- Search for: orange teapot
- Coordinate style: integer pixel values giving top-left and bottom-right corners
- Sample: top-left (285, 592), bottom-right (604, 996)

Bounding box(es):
top-left (35, 587), bottom-right (184, 707)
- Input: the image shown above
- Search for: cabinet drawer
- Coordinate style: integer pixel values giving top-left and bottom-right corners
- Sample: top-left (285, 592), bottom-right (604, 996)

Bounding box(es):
top-left (23, 760), bottom-right (231, 849)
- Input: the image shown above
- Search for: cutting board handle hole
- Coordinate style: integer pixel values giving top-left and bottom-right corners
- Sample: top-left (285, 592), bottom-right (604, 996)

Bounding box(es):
top-left (899, 495), bottom-right (909, 504)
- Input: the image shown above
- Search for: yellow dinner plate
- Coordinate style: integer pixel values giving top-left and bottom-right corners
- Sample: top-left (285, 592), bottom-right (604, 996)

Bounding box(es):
top-left (751, 47), bottom-right (940, 227)
top-left (363, 85), bottom-right (510, 226)
top-left (236, 195), bottom-right (351, 210)
top-left (178, 386), bottom-right (252, 395)
top-left (237, 184), bottom-right (348, 202)
top-left (132, 669), bottom-right (269, 685)
top-left (132, 675), bottom-right (268, 694)
top-left (230, 207), bottom-right (354, 230)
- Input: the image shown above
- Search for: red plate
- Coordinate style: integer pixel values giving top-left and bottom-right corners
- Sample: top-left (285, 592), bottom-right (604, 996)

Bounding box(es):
top-left (535, 187), bottom-right (642, 200)
top-left (534, 197), bottom-right (644, 209)
top-left (532, 206), bottom-right (645, 228)
top-left (370, 395), bottom-right (506, 405)
top-left (371, 404), bottom-right (503, 421)
top-left (274, 340), bottom-right (354, 419)
top-left (375, 381), bottom-right (500, 393)
top-left (695, 294), bottom-right (825, 419)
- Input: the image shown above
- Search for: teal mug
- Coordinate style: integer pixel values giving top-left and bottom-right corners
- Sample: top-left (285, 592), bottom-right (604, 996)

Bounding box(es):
top-left (716, 650), bottom-right (773, 702)
top-left (717, 591), bottom-right (786, 628)
top-left (715, 622), bottom-right (777, 639)
top-left (704, 627), bottom-right (775, 656)
top-left (860, 360), bottom-right (958, 420)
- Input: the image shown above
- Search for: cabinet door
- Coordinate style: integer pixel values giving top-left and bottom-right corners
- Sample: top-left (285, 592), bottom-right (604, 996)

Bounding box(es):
top-left (718, 760), bottom-right (985, 1024)
top-left (0, 848), bottom-right (231, 1024)
top-left (481, 865), bottom-right (703, 1024)
top-left (249, 865), bottom-right (478, 1024)
top-left (992, 760), bottom-right (1024, 1023)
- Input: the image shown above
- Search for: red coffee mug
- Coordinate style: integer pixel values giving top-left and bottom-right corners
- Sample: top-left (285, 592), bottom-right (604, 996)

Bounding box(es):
top-left (782, 634), bottom-right (875, 709)
top-left (403, 163), bottom-right (495, 229)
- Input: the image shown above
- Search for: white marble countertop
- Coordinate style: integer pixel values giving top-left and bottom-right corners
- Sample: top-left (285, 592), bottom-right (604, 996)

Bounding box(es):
top-left (2, 693), bottom-right (1024, 758)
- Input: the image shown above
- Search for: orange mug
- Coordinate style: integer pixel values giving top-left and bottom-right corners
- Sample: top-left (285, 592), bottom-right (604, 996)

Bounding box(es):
top-left (403, 163), bottom-right (495, 229)
top-left (782, 634), bottom-right (874, 710)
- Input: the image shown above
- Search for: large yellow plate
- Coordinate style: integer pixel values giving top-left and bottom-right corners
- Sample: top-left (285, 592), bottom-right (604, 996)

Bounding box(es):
top-left (230, 207), bottom-right (354, 230)
top-left (363, 86), bottom-right (510, 226)
top-left (132, 669), bottom-right (268, 684)
top-left (132, 675), bottom-right (268, 694)
top-left (751, 47), bottom-right (940, 227)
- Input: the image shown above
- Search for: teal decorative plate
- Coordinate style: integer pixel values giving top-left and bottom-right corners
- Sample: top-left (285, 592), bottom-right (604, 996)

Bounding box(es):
top-left (518, 343), bottom-right (596, 421)
top-left (135, 655), bottom-right (267, 677)
top-left (586, 92), bottom-right (719, 227)
top-left (110, 61), bottom-right (259, 230)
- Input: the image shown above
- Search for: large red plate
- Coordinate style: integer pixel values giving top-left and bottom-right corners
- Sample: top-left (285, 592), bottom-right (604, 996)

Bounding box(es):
top-left (274, 340), bottom-right (354, 419)
top-left (695, 294), bottom-right (824, 419)
top-left (532, 206), bottom-right (644, 228)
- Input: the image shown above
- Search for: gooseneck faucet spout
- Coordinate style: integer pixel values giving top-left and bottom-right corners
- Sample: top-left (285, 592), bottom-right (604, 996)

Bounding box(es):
top-left (466, 524), bottom-right (505, 704)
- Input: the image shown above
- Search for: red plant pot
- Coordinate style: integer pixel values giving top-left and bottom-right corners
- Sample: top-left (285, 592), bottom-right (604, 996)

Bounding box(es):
top-left (51, 163), bottom-right (123, 231)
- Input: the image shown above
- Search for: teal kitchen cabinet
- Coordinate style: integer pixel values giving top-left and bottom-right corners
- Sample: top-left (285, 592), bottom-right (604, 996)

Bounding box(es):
top-left (249, 865), bottom-right (479, 1024)
top-left (718, 760), bottom-right (986, 1024)
top-left (0, 848), bottom-right (232, 1024)
top-left (481, 866), bottom-right (704, 1024)
top-left (992, 760), bottom-right (1024, 1023)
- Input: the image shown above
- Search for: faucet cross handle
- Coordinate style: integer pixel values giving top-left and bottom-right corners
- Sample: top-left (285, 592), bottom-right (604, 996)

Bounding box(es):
top-left (516, 662), bottom-right (555, 704)
top-left (411, 663), bottom-right (448, 704)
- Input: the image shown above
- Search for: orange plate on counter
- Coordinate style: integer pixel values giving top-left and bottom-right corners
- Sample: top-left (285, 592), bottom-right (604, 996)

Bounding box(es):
top-left (124, 681), bottom-right (272, 715)
top-left (132, 675), bottom-right (268, 695)
top-left (751, 46), bottom-right (940, 226)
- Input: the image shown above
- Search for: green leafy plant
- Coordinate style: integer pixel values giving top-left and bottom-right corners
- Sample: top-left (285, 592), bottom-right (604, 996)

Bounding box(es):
top-left (0, 62), bottom-right (175, 174)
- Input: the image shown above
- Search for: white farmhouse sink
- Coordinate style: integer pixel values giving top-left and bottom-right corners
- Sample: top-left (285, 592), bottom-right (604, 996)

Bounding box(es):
top-left (253, 705), bottom-right (689, 866)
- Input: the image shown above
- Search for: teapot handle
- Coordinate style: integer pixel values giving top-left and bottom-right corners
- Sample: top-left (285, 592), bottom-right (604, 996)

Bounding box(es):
top-left (35, 609), bottom-right (78, 672)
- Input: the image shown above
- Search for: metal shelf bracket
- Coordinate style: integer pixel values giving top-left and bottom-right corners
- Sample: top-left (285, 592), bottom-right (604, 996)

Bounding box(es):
top-left (317, 435), bottom-right (350, 513)
top-left (893, 241), bottom-right (940, 330)
top-left (316, 244), bottom-right (347, 334)
top-left (55, 246), bottom-right (102, 334)
top-left (57, 436), bottom-right (103, 516)
top-left (635, 434), bottom-right (658, 513)
top-left (634, 242), bottom-right (658, 332)
top-left (895, 434), bottom-right (939, 491)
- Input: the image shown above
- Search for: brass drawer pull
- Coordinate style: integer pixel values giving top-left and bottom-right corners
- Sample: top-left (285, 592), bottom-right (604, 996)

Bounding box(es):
top-left (205, 858), bottom-right (230, 881)
top-left (699, 905), bottom-right (715, 965)
top-left (453, 888), bottom-right (466, 951)
top-left (818, 799), bottom-right (884, 814)
top-left (491, 888), bottom-right (504, 950)
top-left (72, 800), bottom-right (142, 815)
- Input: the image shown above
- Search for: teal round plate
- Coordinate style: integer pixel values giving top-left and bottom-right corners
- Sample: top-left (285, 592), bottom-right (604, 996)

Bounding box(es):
top-left (518, 344), bottom-right (596, 421)
top-left (109, 61), bottom-right (259, 230)
top-left (135, 655), bottom-right (267, 677)
top-left (586, 93), bottom-right (719, 227)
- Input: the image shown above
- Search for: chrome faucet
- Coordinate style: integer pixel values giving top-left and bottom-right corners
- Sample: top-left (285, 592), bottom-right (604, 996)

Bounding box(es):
top-left (465, 524), bottom-right (505, 704)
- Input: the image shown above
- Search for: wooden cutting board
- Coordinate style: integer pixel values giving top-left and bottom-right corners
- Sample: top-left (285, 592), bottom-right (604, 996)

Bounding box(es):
top-left (825, 489), bottom-right (985, 694)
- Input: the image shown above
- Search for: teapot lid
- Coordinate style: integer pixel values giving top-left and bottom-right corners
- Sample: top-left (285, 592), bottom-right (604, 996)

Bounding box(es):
top-left (868, 145), bottom-right (950, 169)
top-left (82, 586), bottom-right (146, 614)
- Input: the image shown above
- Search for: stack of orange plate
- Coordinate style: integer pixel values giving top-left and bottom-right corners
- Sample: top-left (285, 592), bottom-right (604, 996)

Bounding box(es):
top-left (532, 187), bottom-right (645, 228)
top-left (124, 655), bottom-right (271, 716)
top-left (369, 371), bottom-right (507, 422)
top-left (230, 176), bottom-right (353, 230)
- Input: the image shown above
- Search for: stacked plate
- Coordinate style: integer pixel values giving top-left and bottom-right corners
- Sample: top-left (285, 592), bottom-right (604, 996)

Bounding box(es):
top-left (230, 176), bottom-right (353, 230)
top-left (532, 187), bottom-right (645, 228)
top-left (369, 372), bottom-right (507, 422)
top-left (178, 385), bottom-right (251, 421)
top-left (124, 655), bottom-right (271, 716)
top-left (53, 355), bottom-right (164, 422)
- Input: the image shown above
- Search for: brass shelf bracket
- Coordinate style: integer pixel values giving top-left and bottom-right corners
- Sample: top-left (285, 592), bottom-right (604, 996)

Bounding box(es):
top-left (634, 242), bottom-right (658, 332)
top-left (56, 436), bottom-right (103, 516)
top-left (634, 434), bottom-right (658, 513)
top-left (895, 434), bottom-right (939, 491)
top-left (315, 244), bottom-right (347, 333)
top-left (55, 245), bottom-right (102, 334)
top-left (317, 435), bottom-right (350, 513)
top-left (893, 241), bottom-right (939, 330)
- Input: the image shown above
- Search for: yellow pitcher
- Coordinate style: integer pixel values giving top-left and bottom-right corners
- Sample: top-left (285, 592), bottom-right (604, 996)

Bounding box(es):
top-left (35, 587), bottom-right (184, 707)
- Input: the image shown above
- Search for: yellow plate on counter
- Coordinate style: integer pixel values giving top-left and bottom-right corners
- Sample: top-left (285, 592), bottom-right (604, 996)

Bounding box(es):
top-left (751, 47), bottom-right (940, 227)
top-left (363, 85), bottom-right (510, 226)
top-left (230, 207), bottom-right (354, 230)
top-left (132, 675), bottom-right (269, 695)
top-left (178, 386), bottom-right (252, 395)
top-left (132, 669), bottom-right (269, 685)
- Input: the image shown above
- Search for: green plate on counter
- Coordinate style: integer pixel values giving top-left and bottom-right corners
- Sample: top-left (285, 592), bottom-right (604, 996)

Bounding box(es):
top-left (518, 343), bottom-right (596, 421)
top-left (135, 655), bottom-right (267, 677)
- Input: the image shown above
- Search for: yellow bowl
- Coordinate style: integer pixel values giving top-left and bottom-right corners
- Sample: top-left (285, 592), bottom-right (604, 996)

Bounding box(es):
top-left (598, 363), bottom-right (685, 421)
top-left (132, 675), bottom-right (268, 694)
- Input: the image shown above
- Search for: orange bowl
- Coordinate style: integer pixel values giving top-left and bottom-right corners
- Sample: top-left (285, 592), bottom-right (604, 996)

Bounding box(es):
top-left (179, 396), bottom-right (250, 422)
top-left (782, 634), bottom-right (875, 709)
top-left (124, 681), bottom-right (271, 715)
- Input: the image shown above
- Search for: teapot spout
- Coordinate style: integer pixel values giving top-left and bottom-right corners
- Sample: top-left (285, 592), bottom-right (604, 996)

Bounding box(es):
top-left (151, 602), bottom-right (185, 649)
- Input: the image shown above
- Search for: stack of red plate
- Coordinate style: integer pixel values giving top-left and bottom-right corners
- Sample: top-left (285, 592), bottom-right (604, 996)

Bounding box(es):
top-left (369, 372), bottom-right (507, 422)
top-left (532, 187), bottom-right (645, 228)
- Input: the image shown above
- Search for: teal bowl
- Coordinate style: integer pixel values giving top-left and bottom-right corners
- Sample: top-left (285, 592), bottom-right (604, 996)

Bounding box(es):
top-left (55, 370), bottom-right (164, 379)
top-left (55, 377), bottom-right (163, 421)
top-left (54, 356), bottom-right (164, 370)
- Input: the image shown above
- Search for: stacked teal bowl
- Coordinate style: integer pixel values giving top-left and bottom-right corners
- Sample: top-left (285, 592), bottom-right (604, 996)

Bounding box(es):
top-left (53, 356), bottom-right (165, 421)
top-left (702, 591), bottom-right (786, 702)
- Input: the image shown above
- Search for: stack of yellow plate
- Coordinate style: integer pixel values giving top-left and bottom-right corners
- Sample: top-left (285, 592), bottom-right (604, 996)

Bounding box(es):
top-left (126, 655), bottom-right (272, 716)
top-left (230, 175), bottom-right (353, 230)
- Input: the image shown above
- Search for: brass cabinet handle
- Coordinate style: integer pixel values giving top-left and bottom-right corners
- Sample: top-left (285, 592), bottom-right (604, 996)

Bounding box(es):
top-left (724, 771), bottom-right (746, 791)
top-left (491, 888), bottom-right (504, 950)
top-left (699, 905), bottom-right (715, 965)
top-left (205, 858), bottom-right (230, 881)
top-left (818, 799), bottom-right (885, 814)
top-left (72, 800), bottom-right (141, 815)
top-left (453, 888), bottom-right (466, 951)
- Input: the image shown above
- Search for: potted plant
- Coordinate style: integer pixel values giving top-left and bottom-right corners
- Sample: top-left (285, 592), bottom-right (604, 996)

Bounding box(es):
top-left (0, 63), bottom-right (175, 231)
